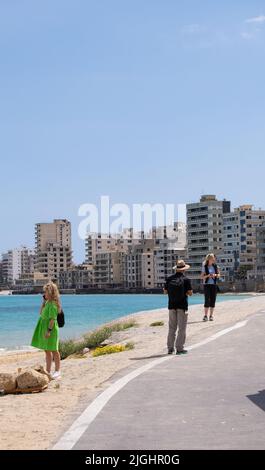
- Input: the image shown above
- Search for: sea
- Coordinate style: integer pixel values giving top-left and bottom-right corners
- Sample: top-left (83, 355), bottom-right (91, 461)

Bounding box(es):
top-left (0, 293), bottom-right (251, 351)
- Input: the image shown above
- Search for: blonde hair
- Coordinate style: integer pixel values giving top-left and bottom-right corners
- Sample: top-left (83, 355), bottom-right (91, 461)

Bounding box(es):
top-left (44, 281), bottom-right (61, 312)
top-left (204, 253), bottom-right (216, 266)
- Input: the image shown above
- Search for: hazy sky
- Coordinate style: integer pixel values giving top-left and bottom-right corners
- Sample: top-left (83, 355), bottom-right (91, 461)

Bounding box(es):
top-left (1, 0), bottom-right (265, 262)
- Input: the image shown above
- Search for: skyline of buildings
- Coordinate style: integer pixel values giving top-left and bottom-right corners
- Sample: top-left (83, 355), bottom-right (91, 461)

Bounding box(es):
top-left (1, 196), bottom-right (265, 291)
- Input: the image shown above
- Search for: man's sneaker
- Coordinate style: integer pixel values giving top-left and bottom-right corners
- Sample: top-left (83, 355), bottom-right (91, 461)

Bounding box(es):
top-left (209, 316), bottom-right (214, 321)
top-left (168, 349), bottom-right (174, 355)
top-left (203, 315), bottom-right (208, 322)
top-left (51, 371), bottom-right (61, 380)
top-left (176, 350), bottom-right (188, 355)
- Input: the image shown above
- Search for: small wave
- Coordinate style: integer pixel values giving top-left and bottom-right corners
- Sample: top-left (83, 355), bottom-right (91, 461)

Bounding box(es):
top-left (12, 345), bottom-right (35, 352)
top-left (0, 345), bottom-right (35, 355)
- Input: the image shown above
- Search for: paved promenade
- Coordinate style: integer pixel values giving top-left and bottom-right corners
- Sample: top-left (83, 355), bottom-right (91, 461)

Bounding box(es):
top-left (55, 310), bottom-right (265, 450)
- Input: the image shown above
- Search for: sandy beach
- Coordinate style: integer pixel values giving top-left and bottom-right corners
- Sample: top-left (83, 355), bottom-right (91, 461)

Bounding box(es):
top-left (0, 295), bottom-right (264, 450)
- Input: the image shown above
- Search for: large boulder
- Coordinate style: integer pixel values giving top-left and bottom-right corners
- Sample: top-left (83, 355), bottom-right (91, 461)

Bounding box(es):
top-left (0, 372), bottom-right (17, 392)
top-left (16, 369), bottom-right (49, 390)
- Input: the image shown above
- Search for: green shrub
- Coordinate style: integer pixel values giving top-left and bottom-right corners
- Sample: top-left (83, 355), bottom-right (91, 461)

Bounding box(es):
top-left (59, 339), bottom-right (86, 360)
top-left (59, 320), bottom-right (137, 359)
top-left (83, 326), bottom-right (113, 349)
top-left (111, 320), bottom-right (137, 331)
top-left (150, 321), bottom-right (164, 327)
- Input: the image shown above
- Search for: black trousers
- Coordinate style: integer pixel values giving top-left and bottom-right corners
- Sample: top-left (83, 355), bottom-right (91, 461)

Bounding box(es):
top-left (204, 284), bottom-right (217, 308)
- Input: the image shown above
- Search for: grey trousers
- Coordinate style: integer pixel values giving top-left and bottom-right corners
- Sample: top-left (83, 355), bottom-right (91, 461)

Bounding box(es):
top-left (167, 309), bottom-right (188, 352)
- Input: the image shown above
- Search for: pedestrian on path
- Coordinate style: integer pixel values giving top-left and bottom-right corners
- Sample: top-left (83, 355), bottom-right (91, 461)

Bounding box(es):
top-left (164, 260), bottom-right (193, 355)
top-left (201, 253), bottom-right (220, 322)
top-left (31, 281), bottom-right (61, 379)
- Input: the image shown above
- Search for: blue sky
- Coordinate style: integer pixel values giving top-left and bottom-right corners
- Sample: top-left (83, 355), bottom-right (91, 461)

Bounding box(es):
top-left (0, 0), bottom-right (265, 262)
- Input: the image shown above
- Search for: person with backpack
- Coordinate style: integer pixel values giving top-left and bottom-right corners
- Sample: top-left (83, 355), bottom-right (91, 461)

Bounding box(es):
top-left (31, 281), bottom-right (62, 379)
top-left (201, 253), bottom-right (220, 322)
top-left (164, 260), bottom-right (193, 355)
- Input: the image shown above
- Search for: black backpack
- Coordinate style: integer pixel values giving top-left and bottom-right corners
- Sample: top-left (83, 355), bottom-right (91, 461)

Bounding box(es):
top-left (167, 276), bottom-right (186, 302)
top-left (57, 309), bottom-right (65, 328)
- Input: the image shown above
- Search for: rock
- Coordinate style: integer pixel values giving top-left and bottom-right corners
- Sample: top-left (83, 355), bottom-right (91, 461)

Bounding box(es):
top-left (0, 373), bottom-right (17, 392)
top-left (82, 348), bottom-right (90, 354)
top-left (34, 365), bottom-right (52, 381)
top-left (16, 369), bottom-right (49, 390)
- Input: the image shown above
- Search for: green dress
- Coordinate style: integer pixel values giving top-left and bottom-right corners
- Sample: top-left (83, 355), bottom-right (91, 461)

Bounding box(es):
top-left (31, 301), bottom-right (59, 351)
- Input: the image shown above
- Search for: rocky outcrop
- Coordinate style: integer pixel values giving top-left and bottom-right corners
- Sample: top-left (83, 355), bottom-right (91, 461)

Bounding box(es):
top-left (0, 372), bottom-right (17, 392)
top-left (33, 365), bottom-right (52, 380)
top-left (16, 369), bottom-right (49, 390)
top-left (0, 366), bottom-right (51, 394)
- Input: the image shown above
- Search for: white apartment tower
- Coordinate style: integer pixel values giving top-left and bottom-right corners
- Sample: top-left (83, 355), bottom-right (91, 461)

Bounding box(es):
top-left (187, 195), bottom-right (231, 283)
top-left (3, 247), bottom-right (35, 285)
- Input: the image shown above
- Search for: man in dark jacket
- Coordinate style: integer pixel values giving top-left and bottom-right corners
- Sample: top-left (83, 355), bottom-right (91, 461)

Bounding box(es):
top-left (164, 260), bottom-right (193, 355)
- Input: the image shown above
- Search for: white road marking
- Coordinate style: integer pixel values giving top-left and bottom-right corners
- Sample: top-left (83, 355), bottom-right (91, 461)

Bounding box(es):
top-left (53, 318), bottom-right (250, 450)
top-left (188, 320), bottom-right (248, 350)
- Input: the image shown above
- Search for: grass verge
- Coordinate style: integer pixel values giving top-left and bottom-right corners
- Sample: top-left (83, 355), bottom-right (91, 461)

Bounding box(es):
top-left (59, 320), bottom-right (137, 359)
top-left (150, 321), bottom-right (164, 327)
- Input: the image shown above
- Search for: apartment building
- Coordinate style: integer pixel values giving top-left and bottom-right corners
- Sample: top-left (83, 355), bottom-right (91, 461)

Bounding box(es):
top-left (187, 195), bottom-right (231, 284)
top-left (15, 271), bottom-right (48, 291)
top-left (59, 264), bottom-right (94, 290)
top-left (0, 261), bottom-right (3, 286)
top-left (35, 219), bottom-right (72, 282)
top-left (93, 251), bottom-right (124, 288)
top-left (85, 229), bottom-right (142, 265)
top-left (154, 240), bottom-right (187, 287)
top-left (1, 247), bottom-right (35, 285)
top-left (0, 253), bottom-right (9, 286)
top-left (153, 223), bottom-right (187, 287)
top-left (256, 224), bottom-right (265, 279)
top-left (141, 251), bottom-right (155, 288)
top-left (234, 205), bottom-right (265, 270)
top-left (123, 239), bottom-right (156, 289)
top-left (219, 212), bottom-right (240, 281)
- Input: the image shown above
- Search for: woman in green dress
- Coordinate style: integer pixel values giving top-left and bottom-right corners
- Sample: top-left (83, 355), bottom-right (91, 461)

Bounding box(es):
top-left (31, 281), bottom-right (61, 379)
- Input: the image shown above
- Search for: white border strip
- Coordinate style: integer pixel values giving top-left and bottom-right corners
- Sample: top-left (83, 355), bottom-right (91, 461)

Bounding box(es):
top-left (53, 319), bottom-right (249, 450)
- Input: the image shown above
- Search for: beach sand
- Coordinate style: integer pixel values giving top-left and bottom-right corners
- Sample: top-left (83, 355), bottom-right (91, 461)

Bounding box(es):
top-left (0, 295), bottom-right (264, 450)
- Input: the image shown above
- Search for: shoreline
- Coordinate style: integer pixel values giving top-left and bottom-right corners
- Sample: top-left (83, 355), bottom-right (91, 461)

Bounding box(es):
top-left (2, 290), bottom-right (264, 296)
top-left (0, 295), bottom-right (265, 449)
top-left (0, 292), bottom-right (258, 356)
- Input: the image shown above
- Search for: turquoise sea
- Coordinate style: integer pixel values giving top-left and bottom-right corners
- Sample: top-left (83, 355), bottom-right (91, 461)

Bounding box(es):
top-left (0, 294), bottom-right (251, 351)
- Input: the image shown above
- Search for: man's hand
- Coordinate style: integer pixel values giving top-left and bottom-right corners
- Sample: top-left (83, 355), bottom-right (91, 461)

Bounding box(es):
top-left (187, 290), bottom-right (193, 297)
top-left (44, 331), bottom-right (51, 339)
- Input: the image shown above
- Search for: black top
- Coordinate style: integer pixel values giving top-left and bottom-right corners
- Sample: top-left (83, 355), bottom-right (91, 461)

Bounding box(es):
top-left (164, 273), bottom-right (192, 311)
top-left (203, 263), bottom-right (219, 284)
